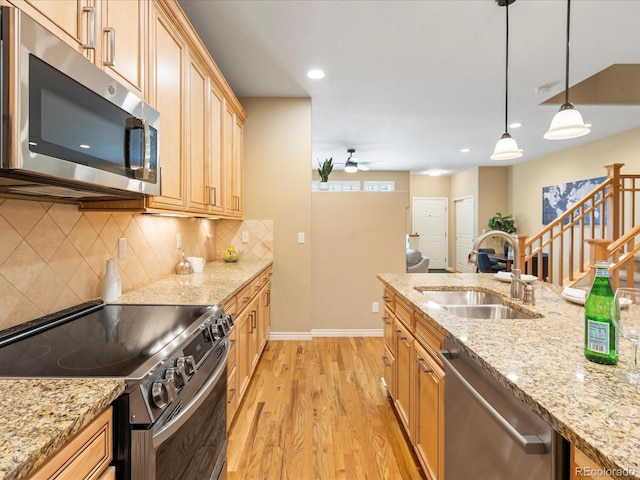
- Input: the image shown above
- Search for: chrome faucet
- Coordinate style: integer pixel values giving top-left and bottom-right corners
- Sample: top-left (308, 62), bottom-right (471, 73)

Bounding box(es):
top-left (468, 230), bottom-right (529, 303)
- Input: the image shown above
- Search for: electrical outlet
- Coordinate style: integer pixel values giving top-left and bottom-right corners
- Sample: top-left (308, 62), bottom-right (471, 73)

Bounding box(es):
top-left (176, 234), bottom-right (182, 249)
top-left (372, 302), bottom-right (379, 313)
top-left (118, 238), bottom-right (127, 258)
top-left (297, 232), bottom-right (305, 244)
top-left (242, 231), bottom-right (249, 243)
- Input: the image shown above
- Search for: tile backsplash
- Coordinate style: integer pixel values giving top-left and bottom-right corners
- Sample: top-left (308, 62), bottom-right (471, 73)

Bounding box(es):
top-left (0, 198), bottom-right (273, 330)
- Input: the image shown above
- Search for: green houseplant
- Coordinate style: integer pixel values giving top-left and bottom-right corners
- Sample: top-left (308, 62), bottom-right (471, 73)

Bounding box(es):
top-left (488, 212), bottom-right (517, 256)
top-left (317, 158), bottom-right (333, 189)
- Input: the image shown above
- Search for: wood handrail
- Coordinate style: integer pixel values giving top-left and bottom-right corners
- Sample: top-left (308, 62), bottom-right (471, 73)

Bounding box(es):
top-left (519, 163), bottom-right (640, 287)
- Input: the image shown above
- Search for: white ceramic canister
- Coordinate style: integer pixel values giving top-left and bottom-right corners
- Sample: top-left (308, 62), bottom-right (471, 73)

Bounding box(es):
top-left (102, 258), bottom-right (122, 302)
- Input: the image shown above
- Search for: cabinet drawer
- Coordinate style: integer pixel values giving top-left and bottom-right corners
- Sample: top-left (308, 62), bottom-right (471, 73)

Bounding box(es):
top-left (383, 288), bottom-right (394, 310)
top-left (394, 296), bottom-right (414, 329)
top-left (237, 283), bottom-right (253, 312)
top-left (383, 306), bottom-right (394, 350)
top-left (29, 407), bottom-right (113, 480)
top-left (260, 266), bottom-right (272, 286)
top-left (382, 344), bottom-right (395, 398)
top-left (415, 314), bottom-right (444, 362)
top-left (224, 297), bottom-right (237, 317)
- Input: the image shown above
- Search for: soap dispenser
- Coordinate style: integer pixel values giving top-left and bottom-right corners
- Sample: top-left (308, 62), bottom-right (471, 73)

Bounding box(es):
top-left (175, 250), bottom-right (193, 275)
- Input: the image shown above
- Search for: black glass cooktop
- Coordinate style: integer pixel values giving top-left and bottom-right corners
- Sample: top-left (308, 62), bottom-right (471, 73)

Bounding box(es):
top-left (0, 303), bottom-right (212, 377)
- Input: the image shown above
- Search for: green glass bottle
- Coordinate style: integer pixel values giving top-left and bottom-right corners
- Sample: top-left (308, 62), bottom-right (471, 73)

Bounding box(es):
top-left (584, 261), bottom-right (618, 365)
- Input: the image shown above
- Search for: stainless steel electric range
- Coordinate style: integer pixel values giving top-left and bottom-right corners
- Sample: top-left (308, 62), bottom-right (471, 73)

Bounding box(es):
top-left (0, 300), bottom-right (233, 480)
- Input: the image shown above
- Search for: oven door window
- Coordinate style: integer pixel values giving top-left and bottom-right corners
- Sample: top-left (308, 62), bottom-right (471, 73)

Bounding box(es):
top-left (28, 55), bottom-right (157, 182)
top-left (155, 372), bottom-right (227, 480)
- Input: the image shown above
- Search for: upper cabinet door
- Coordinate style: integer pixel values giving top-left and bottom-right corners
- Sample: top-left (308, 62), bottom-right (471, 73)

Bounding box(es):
top-left (208, 83), bottom-right (225, 215)
top-left (17, 0), bottom-right (96, 62)
top-left (186, 53), bottom-right (209, 214)
top-left (146, 3), bottom-right (187, 210)
top-left (100, 0), bottom-right (147, 96)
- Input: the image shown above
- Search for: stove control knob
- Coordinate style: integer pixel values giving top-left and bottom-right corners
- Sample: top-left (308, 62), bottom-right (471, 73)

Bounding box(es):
top-left (224, 314), bottom-right (234, 327)
top-left (216, 323), bottom-right (226, 339)
top-left (151, 378), bottom-right (177, 409)
top-left (177, 355), bottom-right (196, 378)
top-left (165, 368), bottom-right (185, 389)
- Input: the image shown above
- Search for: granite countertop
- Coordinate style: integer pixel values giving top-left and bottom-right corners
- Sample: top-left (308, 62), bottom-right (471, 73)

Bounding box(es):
top-left (1, 259), bottom-right (271, 480)
top-left (0, 379), bottom-right (124, 480)
top-left (378, 272), bottom-right (639, 480)
top-left (116, 258), bottom-right (273, 306)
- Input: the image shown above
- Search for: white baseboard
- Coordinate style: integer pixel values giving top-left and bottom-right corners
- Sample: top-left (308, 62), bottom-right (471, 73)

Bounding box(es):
top-left (268, 332), bottom-right (313, 341)
top-left (311, 329), bottom-right (383, 337)
top-left (268, 329), bottom-right (383, 340)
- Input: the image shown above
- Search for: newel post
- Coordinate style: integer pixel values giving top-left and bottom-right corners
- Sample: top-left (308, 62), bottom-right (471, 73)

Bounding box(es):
top-left (605, 163), bottom-right (624, 241)
top-left (585, 238), bottom-right (613, 285)
top-left (516, 234), bottom-right (527, 273)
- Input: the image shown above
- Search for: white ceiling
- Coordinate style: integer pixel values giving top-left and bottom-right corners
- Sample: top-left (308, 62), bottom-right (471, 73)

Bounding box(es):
top-left (177, 0), bottom-right (640, 175)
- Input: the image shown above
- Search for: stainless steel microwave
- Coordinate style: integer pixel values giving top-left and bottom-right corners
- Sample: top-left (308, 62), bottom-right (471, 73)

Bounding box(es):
top-left (0, 6), bottom-right (160, 202)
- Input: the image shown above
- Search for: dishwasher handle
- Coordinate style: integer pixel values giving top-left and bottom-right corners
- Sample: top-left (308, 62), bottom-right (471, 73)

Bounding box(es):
top-left (439, 349), bottom-right (547, 455)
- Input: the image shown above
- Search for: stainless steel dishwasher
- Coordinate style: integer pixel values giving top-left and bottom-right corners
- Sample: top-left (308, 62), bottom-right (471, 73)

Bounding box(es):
top-left (439, 338), bottom-right (567, 480)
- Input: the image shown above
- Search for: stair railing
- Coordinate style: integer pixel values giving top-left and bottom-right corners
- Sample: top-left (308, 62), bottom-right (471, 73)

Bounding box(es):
top-left (518, 163), bottom-right (640, 287)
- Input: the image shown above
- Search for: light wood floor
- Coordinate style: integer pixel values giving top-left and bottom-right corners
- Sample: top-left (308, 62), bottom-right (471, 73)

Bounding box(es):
top-left (227, 337), bottom-right (424, 480)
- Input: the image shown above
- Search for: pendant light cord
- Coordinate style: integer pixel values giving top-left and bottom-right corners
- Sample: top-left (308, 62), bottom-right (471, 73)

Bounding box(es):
top-left (504, 0), bottom-right (509, 133)
top-left (564, 0), bottom-right (571, 106)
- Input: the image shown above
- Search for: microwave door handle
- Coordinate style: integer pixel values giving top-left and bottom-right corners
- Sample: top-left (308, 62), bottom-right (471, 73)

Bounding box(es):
top-left (126, 117), bottom-right (151, 180)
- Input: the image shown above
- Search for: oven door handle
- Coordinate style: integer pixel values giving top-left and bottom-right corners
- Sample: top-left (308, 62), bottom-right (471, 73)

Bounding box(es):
top-left (152, 341), bottom-right (228, 447)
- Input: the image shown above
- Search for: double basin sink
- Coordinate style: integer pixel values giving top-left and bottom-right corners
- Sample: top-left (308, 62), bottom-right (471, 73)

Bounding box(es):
top-left (416, 288), bottom-right (537, 320)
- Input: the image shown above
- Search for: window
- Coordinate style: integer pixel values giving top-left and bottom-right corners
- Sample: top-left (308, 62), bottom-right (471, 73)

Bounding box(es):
top-left (364, 181), bottom-right (395, 192)
top-left (312, 180), bottom-right (361, 191)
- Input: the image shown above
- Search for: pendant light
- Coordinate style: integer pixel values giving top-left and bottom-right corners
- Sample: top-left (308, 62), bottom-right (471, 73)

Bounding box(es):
top-left (544, 0), bottom-right (590, 140)
top-left (491, 0), bottom-right (523, 161)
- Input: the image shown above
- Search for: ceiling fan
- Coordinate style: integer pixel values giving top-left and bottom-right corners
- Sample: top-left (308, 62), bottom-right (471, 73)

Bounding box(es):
top-left (334, 148), bottom-right (378, 172)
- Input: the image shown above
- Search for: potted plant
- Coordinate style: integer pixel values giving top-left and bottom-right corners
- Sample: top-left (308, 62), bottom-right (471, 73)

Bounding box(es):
top-left (488, 212), bottom-right (517, 256)
top-left (317, 158), bottom-right (333, 190)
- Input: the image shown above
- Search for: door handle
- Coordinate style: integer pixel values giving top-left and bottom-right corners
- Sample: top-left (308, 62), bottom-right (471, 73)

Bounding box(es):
top-left (439, 349), bottom-right (547, 455)
top-left (103, 26), bottom-right (116, 66)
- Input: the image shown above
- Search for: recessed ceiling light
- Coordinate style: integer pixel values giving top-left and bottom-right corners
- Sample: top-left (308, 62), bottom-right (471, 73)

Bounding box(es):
top-left (79, 144), bottom-right (91, 149)
top-left (460, 148), bottom-right (470, 153)
top-left (428, 170), bottom-right (443, 177)
top-left (307, 69), bottom-right (325, 79)
top-left (509, 122), bottom-right (522, 129)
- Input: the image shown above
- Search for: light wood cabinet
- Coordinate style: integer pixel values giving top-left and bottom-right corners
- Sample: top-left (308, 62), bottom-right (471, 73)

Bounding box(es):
top-left (17, 0), bottom-right (96, 62)
top-left (394, 318), bottom-right (413, 437)
top-left (28, 407), bottom-right (113, 480)
top-left (186, 52), bottom-right (210, 214)
top-left (414, 341), bottom-right (445, 480)
top-left (223, 105), bottom-right (243, 217)
top-left (382, 287), bottom-right (446, 480)
top-left (571, 445), bottom-right (615, 480)
top-left (259, 278), bottom-right (271, 352)
top-left (225, 265), bottom-right (272, 429)
top-left (16, 0), bottom-right (146, 96)
top-left (382, 305), bottom-right (395, 397)
top-left (146, 2), bottom-right (187, 210)
top-left (207, 83), bottom-right (225, 215)
top-left (100, 0), bottom-right (146, 96)
top-left (236, 306), bottom-right (251, 402)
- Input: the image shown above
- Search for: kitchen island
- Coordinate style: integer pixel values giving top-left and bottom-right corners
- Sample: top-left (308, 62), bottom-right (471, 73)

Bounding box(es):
top-left (379, 272), bottom-right (639, 480)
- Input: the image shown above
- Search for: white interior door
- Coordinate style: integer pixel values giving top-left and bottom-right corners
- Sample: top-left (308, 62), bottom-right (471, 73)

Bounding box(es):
top-left (455, 196), bottom-right (474, 272)
top-left (412, 197), bottom-right (448, 270)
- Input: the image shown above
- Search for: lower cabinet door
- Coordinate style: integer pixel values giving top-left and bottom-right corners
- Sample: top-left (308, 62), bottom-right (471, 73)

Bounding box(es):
top-left (394, 319), bottom-right (413, 436)
top-left (414, 342), bottom-right (445, 480)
